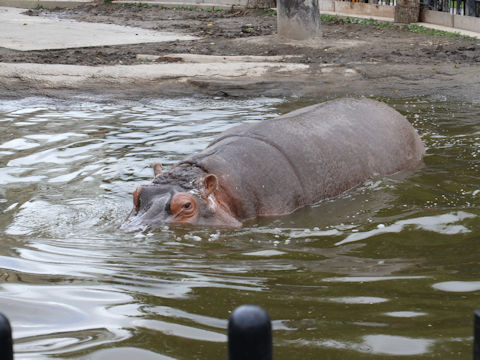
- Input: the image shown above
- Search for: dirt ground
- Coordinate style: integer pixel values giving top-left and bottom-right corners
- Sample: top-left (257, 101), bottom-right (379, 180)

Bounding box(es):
top-left (1, 3), bottom-right (480, 100)
top-left (2, 4), bottom-right (479, 66)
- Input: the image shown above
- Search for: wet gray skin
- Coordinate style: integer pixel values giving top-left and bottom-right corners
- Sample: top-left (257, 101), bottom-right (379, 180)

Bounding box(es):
top-left (122, 98), bottom-right (424, 230)
top-left (121, 163), bottom-right (227, 231)
top-left (122, 184), bottom-right (182, 231)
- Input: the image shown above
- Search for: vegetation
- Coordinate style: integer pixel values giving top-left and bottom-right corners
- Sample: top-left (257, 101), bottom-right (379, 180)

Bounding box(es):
top-left (115, 2), bottom-right (276, 15)
top-left (134, 2), bottom-right (152, 8)
top-left (320, 14), bottom-right (475, 39)
top-left (320, 14), bottom-right (339, 22)
top-left (343, 16), bottom-right (390, 27)
top-left (119, 2), bottom-right (157, 9)
top-left (320, 14), bottom-right (390, 27)
top-left (118, 3), bottom-right (227, 12)
top-left (263, 8), bottom-right (277, 16)
top-left (34, 1), bottom-right (474, 40)
top-left (406, 23), bottom-right (475, 39)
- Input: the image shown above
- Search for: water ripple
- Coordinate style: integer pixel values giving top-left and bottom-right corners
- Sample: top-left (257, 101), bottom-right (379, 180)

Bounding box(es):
top-left (0, 96), bottom-right (478, 359)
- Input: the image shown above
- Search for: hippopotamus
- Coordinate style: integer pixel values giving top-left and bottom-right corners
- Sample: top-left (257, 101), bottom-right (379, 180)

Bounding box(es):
top-left (122, 98), bottom-right (424, 230)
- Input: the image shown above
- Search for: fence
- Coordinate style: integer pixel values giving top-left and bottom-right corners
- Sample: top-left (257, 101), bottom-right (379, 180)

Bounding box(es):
top-left (339, 0), bottom-right (480, 16)
top-left (348, 0), bottom-right (397, 5)
top-left (422, 0), bottom-right (479, 16)
top-left (3, 307), bottom-right (480, 359)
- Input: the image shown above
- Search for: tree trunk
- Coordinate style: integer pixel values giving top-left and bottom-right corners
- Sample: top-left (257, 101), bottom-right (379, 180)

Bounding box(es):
top-left (277, 0), bottom-right (322, 40)
top-left (395, 0), bottom-right (420, 22)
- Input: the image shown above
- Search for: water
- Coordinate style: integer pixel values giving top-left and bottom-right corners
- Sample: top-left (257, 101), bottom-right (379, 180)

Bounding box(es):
top-left (0, 95), bottom-right (479, 359)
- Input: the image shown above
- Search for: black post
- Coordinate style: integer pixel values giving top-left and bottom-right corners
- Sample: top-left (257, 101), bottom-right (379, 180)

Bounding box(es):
top-left (228, 305), bottom-right (272, 360)
top-left (466, 0), bottom-right (476, 15)
top-left (0, 313), bottom-right (13, 360)
top-left (474, 310), bottom-right (480, 360)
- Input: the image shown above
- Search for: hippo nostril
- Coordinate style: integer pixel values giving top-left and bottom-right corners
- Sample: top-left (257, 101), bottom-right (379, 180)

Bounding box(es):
top-left (133, 185), bottom-right (143, 211)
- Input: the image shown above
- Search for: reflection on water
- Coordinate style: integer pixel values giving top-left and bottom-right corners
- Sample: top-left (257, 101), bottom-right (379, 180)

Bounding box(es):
top-left (299, 334), bottom-right (435, 356)
top-left (335, 211), bottom-right (475, 245)
top-left (0, 96), bottom-right (479, 359)
top-left (384, 311), bottom-right (428, 318)
top-left (433, 281), bottom-right (480, 292)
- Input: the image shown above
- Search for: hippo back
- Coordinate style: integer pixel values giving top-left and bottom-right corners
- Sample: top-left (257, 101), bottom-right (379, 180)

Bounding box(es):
top-left (181, 98), bottom-right (424, 221)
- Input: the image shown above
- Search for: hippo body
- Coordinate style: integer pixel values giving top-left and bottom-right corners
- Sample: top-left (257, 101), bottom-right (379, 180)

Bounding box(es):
top-left (122, 98), bottom-right (424, 230)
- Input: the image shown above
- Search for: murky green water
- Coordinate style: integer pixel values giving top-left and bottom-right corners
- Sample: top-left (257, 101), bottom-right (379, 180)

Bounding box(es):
top-left (0, 95), bottom-right (479, 360)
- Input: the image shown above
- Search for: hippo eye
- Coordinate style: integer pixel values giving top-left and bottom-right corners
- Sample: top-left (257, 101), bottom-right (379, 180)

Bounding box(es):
top-left (170, 193), bottom-right (197, 221)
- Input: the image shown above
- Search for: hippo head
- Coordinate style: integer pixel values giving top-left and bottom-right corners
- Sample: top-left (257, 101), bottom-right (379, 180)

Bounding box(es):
top-left (121, 163), bottom-right (241, 231)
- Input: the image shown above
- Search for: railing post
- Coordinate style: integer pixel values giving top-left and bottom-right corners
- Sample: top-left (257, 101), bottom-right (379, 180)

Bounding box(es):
top-left (0, 313), bottom-right (13, 360)
top-left (474, 310), bottom-right (480, 360)
top-left (465, 0), bottom-right (476, 16)
top-left (228, 305), bottom-right (272, 360)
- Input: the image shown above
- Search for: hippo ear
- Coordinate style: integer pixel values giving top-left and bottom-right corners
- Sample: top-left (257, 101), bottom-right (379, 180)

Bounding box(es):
top-left (202, 174), bottom-right (218, 198)
top-left (133, 185), bottom-right (143, 211)
top-left (152, 162), bottom-right (163, 177)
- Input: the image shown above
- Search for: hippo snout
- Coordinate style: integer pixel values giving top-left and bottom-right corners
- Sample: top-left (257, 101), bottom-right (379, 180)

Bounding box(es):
top-left (121, 185), bottom-right (174, 231)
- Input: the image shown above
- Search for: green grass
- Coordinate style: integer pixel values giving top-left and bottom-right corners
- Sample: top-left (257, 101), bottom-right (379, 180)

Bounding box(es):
top-left (320, 14), bottom-right (339, 22)
top-left (263, 8), bottom-right (277, 16)
top-left (406, 23), bottom-right (475, 39)
top-left (167, 5), bottom-right (222, 12)
top-left (133, 2), bottom-right (152, 8)
top-left (343, 16), bottom-right (390, 27)
top-left (203, 7), bottom-right (222, 12)
top-left (119, 3), bottom-right (226, 12)
top-left (320, 14), bottom-right (475, 39)
top-left (175, 6), bottom-right (200, 11)
top-left (173, 5), bottom-right (196, 10)
top-left (320, 14), bottom-right (390, 27)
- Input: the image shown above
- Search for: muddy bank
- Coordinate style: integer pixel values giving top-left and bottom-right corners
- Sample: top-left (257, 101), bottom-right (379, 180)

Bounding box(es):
top-left (3, 4), bottom-right (480, 67)
top-left (0, 4), bottom-right (479, 100)
top-left (1, 61), bottom-right (478, 103)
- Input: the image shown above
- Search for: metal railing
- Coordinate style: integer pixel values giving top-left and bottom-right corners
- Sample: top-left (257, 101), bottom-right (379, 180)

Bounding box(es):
top-left (422, 0), bottom-right (479, 15)
top-left (3, 307), bottom-right (480, 359)
top-left (338, 0), bottom-right (480, 16)
top-left (341, 0), bottom-right (397, 5)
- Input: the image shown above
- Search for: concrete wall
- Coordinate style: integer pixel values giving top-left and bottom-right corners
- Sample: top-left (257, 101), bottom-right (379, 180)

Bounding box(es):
top-left (421, 8), bottom-right (480, 33)
top-left (333, 1), bottom-right (394, 18)
top-left (320, 0), bottom-right (394, 18)
top-left (420, 9), bottom-right (454, 26)
top-left (320, 0), bottom-right (335, 12)
top-left (453, 12), bottom-right (480, 32)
